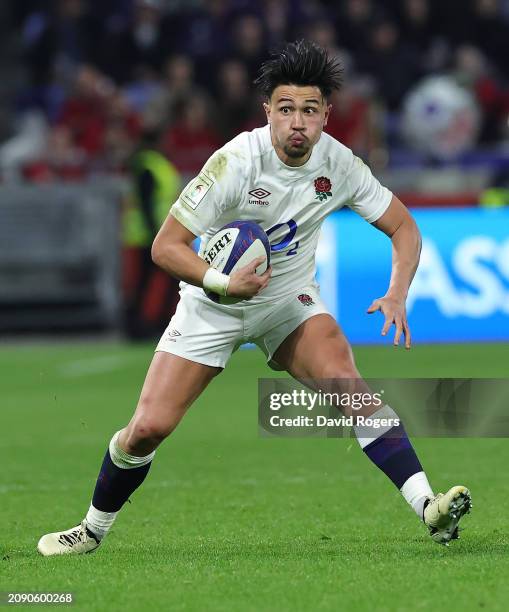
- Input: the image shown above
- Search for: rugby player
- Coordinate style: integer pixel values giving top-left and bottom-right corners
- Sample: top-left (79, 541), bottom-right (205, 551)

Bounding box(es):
top-left (38, 40), bottom-right (471, 555)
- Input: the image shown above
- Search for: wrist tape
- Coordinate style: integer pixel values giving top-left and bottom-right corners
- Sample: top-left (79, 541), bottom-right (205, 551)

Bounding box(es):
top-left (203, 267), bottom-right (230, 296)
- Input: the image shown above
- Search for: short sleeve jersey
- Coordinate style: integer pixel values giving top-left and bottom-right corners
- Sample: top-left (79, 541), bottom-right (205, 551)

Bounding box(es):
top-left (170, 124), bottom-right (392, 302)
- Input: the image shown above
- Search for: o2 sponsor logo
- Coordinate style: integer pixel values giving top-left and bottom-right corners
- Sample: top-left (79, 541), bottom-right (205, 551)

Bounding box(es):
top-left (267, 219), bottom-right (300, 256)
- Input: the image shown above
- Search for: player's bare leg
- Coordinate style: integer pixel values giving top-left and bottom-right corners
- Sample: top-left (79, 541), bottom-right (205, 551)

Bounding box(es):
top-left (37, 352), bottom-right (220, 555)
top-left (119, 352), bottom-right (221, 455)
top-left (273, 314), bottom-right (381, 418)
top-left (273, 314), bottom-right (471, 545)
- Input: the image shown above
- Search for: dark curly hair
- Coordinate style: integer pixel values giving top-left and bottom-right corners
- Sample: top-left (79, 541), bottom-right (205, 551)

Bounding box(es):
top-left (254, 39), bottom-right (343, 99)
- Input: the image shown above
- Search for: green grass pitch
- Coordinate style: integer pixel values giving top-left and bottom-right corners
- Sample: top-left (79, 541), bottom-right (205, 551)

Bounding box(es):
top-left (2, 342), bottom-right (509, 611)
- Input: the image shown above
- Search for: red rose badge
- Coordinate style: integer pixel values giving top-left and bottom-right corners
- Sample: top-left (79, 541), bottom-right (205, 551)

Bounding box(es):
top-left (314, 176), bottom-right (332, 202)
top-left (297, 293), bottom-right (315, 306)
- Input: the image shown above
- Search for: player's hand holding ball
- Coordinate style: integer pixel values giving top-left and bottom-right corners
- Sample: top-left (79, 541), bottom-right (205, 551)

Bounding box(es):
top-left (228, 256), bottom-right (272, 299)
top-left (202, 220), bottom-right (272, 304)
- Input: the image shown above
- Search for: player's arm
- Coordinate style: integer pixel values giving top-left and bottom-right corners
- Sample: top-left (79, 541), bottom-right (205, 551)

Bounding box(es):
top-left (151, 214), bottom-right (270, 299)
top-left (368, 195), bottom-right (421, 348)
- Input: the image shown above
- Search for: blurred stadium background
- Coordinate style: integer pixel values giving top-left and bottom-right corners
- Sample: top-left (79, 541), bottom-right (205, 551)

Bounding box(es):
top-left (0, 0), bottom-right (508, 339)
top-left (2, 2), bottom-right (509, 610)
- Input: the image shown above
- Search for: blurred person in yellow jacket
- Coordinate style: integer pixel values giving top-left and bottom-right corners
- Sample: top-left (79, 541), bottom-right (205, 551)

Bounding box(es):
top-left (479, 168), bottom-right (509, 208)
top-left (480, 186), bottom-right (509, 208)
top-left (123, 129), bottom-right (181, 339)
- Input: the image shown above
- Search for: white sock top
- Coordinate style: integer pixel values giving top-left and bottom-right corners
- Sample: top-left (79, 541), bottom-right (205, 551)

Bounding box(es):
top-left (109, 430), bottom-right (155, 469)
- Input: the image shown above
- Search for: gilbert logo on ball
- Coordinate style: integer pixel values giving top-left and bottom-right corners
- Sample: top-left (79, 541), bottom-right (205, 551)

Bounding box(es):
top-left (202, 220), bottom-right (271, 305)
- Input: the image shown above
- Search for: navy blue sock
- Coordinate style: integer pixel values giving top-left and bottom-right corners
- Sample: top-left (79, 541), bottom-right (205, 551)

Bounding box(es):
top-left (362, 424), bottom-right (423, 489)
top-left (92, 449), bottom-right (152, 513)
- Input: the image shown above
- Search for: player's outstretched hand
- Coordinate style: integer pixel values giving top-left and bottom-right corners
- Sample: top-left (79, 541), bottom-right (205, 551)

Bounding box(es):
top-left (367, 296), bottom-right (411, 349)
top-left (228, 257), bottom-right (272, 299)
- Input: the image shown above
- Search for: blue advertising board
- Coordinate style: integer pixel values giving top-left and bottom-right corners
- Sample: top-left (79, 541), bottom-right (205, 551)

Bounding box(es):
top-left (316, 208), bottom-right (509, 343)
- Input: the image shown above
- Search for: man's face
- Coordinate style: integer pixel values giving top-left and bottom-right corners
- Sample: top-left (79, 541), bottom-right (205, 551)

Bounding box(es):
top-left (263, 84), bottom-right (331, 167)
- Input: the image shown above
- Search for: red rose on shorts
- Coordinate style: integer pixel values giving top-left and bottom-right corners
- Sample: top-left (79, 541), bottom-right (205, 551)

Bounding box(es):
top-left (314, 176), bottom-right (332, 201)
top-left (297, 293), bottom-right (315, 306)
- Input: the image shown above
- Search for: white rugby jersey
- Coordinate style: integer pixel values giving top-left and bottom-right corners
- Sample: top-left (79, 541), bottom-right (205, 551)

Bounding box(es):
top-left (170, 124), bottom-right (392, 303)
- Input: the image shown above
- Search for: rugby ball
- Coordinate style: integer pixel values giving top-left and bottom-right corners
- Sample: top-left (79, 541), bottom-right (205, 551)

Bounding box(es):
top-left (202, 220), bottom-right (270, 304)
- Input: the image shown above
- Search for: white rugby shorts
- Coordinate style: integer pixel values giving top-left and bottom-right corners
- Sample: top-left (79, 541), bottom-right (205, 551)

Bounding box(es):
top-left (156, 286), bottom-right (329, 369)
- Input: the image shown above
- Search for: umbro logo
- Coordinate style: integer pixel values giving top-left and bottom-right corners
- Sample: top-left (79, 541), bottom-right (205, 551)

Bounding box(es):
top-left (248, 187), bottom-right (271, 206)
top-left (168, 329), bottom-right (181, 337)
top-left (249, 188), bottom-right (271, 199)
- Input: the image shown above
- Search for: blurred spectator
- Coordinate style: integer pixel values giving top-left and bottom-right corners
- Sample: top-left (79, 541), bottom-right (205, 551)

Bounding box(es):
top-left (161, 93), bottom-right (222, 177)
top-left (479, 167), bottom-right (509, 207)
top-left (399, 0), bottom-right (452, 76)
top-left (215, 59), bottom-right (258, 140)
top-left (54, 65), bottom-right (141, 173)
top-left (398, 0), bottom-right (451, 75)
top-left (123, 128), bottom-right (181, 339)
top-left (335, 0), bottom-right (374, 57)
top-left (399, 0), bottom-right (434, 54)
top-left (325, 85), bottom-right (376, 158)
top-left (123, 65), bottom-right (163, 115)
top-left (101, 91), bottom-right (142, 172)
top-left (21, 0), bottom-right (103, 85)
top-left (430, 1), bottom-right (469, 47)
top-left (240, 92), bottom-right (270, 134)
top-left (261, 0), bottom-right (315, 45)
top-left (22, 125), bottom-right (86, 182)
top-left (357, 19), bottom-right (421, 110)
top-left (306, 18), bottom-right (354, 93)
top-left (143, 55), bottom-right (202, 132)
top-left (176, 0), bottom-right (233, 86)
top-left (469, 0), bottom-right (509, 79)
top-left (55, 64), bottom-right (113, 157)
top-left (0, 112), bottom-right (49, 181)
top-left (101, 0), bottom-right (175, 83)
top-left (21, 80), bottom-right (142, 180)
top-left (229, 14), bottom-right (268, 82)
top-left (453, 45), bottom-right (509, 144)
top-left (15, 80), bottom-right (67, 124)
top-left (261, 0), bottom-right (292, 46)
top-left (306, 19), bottom-right (341, 57)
